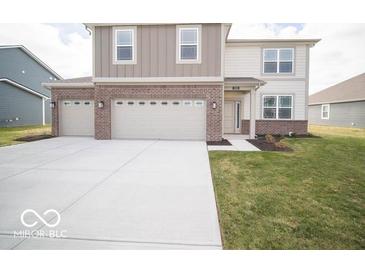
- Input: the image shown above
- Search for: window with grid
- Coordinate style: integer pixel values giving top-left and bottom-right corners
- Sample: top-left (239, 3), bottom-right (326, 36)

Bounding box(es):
top-left (263, 95), bottom-right (293, 119)
top-left (115, 28), bottom-right (135, 63)
top-left (178, 27), bottom-right (200, 62)
top-left (263, 48), bottom-right (294, 74)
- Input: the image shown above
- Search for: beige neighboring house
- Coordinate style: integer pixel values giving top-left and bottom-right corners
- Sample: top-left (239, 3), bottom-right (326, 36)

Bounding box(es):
top-left (43, 23), bottom-right (319, 141)
top-left (309, 73), bottom-right (365, 128)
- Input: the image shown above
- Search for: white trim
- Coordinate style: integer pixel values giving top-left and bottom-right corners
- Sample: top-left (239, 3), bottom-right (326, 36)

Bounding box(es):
top-left (42, 82), bottom-right (94, 89)
top-left (249, 88), bottom-right (256, 139)
top-left (321, 104), bottom-right (330, 120)
top-left (176, 25), bottom-right (202, 64)
top-left (42, 98), bottom-right (46, 125)
top-left (227, 38), bottom-right (320, 46)
top-left (262, 95), bottom-right (293, 120)
top-left (0, 45), bottom-right (62, 79)
top-left (93, 76), bottom-right (223, 83)
top-left (0, 78), bottom-right (49, 99)
top-left (112, 26), bottom-right (137, 65)
top-left (262, 48), bottom-right (294, 74)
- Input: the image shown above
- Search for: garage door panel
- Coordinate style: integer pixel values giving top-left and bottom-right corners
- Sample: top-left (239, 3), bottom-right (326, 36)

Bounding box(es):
top-left (60, 100), bottom-right (94, 136)
top-left (111, 100), bottom-right (206, 140)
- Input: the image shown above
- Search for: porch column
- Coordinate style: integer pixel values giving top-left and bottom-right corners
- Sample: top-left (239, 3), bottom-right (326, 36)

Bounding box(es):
top-left (249, 88), bottom-right (256, 139)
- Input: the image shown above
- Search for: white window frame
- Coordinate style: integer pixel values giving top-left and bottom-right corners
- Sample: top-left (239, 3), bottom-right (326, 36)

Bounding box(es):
top-left (262, 95), bottom-right (293, 120)
top-left (321, 104), bottom-right (330, 119)
top-left (262, 48), bottom-right (294, 74)
top-left (176, 25), bottom-right (202, 64)
top-left (113, 26), bottom-right (137, 65)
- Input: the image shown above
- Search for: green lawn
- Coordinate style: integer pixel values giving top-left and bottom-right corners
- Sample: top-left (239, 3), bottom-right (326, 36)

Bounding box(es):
top-left (0, 125), bottom-right (51, 147)
top-left (209, 126), bottom-right (365, 249)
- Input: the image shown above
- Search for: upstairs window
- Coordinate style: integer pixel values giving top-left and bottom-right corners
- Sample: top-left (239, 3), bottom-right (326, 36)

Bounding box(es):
top-left (263, 95), bottom-right (293, 120)
top-left (177, 26), bottom-right (201, 63)
top-left (263, 48), bottom-right (294, 74)
top-left (114, 27), bottom-right (136, 64)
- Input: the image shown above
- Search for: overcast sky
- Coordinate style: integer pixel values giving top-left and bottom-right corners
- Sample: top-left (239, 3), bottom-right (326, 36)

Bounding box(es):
top-left (0, 23), bottom-right (364, 94)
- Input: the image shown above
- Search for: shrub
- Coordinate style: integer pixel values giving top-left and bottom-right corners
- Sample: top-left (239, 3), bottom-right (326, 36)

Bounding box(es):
top-left (265, 134), bottom-right (276, 144)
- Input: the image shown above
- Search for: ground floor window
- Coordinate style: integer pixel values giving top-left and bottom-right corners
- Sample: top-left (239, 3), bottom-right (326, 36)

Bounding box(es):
top-left (263, 95), bottom-right (293, 119)
top-left (321, 104), bottom-right (330, 119)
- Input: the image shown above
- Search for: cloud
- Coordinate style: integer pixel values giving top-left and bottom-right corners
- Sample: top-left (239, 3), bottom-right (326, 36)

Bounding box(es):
top-left (0, 23), bottom-right (91, 79)
top-left (298, 23), bottom-right (365, 93)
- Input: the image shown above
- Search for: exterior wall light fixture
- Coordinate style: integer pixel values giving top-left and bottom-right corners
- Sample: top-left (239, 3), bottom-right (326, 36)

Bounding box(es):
top-left (50, 101), bottom-right (56, 108)
top-left (212, 102), bottom-right (217, 109)
top-left (98, 101), bottom-right (104, 109)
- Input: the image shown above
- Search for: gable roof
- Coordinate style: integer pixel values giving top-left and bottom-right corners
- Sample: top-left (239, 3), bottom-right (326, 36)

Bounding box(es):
top-left (0, 78), bottom-right (50, 99)
top-left (309, 73), bottom-right (365, 105)
top-left (0, 45), bottom-right (63, 80)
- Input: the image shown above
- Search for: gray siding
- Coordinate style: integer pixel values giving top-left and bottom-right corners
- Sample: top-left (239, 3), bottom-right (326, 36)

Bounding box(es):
top-left (94, 24), bottom-right (222, 78)
top-left (0, 48), bottom-right (59, 97)
top-left (0, 47), bottom-right (59, 127)
top-left (0, 82), bottom-right (43, 127)
top-left (309, 101), bottom-right (365, 128)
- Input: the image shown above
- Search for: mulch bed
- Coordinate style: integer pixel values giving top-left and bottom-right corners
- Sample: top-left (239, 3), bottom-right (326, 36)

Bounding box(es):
top-left (207, 138), bottom-right (232, 146)
top-left (15, 135), bottom-right (54, 142)
top-left (247, 138), bottom-right (293, 152)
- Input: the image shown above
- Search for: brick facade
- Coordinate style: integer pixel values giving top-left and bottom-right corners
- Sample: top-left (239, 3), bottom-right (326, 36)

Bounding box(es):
top-left (51, 84), bottom-right (223, 141)
top-left (255, 120), bottom-right (308, 135)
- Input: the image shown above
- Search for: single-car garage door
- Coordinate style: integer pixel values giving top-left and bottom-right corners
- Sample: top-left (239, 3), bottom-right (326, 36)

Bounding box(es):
top-left (59, 100), bottom-right (94, 136)
top-left (111, 99), bottom-right (206, 140)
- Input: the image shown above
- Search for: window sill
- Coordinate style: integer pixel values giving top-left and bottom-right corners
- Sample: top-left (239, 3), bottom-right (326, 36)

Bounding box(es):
top-left (261, 119), bottom-right (293, 121)
top-left (113, 60), bottom-right (137, 65)
top-left (176, 60), bottom-right (202, 65)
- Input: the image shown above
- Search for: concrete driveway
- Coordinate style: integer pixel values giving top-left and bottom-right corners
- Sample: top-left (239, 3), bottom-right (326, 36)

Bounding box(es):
top-left (0, 137), bottom-right (222, 249)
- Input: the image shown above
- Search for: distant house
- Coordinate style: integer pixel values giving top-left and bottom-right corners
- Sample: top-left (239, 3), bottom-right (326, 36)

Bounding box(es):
top-left (309, 73), bottom-right (365, 128)
top-left (0, 45), bottom-right (62, 127)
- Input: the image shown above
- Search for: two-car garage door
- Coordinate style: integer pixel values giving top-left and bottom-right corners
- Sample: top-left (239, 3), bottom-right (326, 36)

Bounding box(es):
top-left (111, 99), bottom-right (206, 140)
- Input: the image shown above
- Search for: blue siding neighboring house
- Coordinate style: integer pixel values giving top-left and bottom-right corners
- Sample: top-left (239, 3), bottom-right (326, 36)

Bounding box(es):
top-left (0, 45), bottom-right (62, 127)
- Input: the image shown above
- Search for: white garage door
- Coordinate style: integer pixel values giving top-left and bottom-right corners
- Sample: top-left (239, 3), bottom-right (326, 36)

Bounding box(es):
top-left (111, 99), bottom-right (206, 140)
top-left (59, 100), bottom-right (94, 136)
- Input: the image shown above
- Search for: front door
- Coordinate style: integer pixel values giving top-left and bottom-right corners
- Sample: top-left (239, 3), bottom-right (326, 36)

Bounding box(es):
top-left (224, 101), bottom-right (235, 133)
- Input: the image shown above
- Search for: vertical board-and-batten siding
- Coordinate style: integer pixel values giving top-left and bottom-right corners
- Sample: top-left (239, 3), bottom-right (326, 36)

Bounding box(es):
top-left (94, 24), bottom-right (222, 78)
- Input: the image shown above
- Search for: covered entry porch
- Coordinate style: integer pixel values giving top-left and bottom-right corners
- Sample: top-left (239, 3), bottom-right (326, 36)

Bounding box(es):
top-left (223, 77), bottom-right (266, 139)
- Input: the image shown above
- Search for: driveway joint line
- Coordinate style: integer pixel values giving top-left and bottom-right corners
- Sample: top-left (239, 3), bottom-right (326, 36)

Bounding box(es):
top-left (10, 140), bottom-right (159, 249)
top-left (0, 141), bottom-right (103, 183)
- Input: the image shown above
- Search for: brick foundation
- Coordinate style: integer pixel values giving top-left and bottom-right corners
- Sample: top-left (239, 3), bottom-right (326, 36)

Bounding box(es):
top-left (255, 120), bottom-right (308, 135)
top-left (51, 84), bottom-right (223, 142)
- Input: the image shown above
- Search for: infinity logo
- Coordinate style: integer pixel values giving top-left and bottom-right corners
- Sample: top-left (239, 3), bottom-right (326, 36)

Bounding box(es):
top-left (20, 209), bottom-right (61, 228)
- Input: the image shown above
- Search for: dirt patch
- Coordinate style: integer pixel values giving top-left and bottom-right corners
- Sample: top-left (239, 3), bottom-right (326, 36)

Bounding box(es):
top-left (207, 138), bottom-right (232, 146)
top-left (247, 136), bottom-right (293, 152)
top-left (15, 135), bottom-right (54, 142)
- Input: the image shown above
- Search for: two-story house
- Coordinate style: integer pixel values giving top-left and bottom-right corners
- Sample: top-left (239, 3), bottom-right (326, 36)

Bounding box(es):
top-left (44, 23), bottom-right (319, 141)
top-left (0, 45), bottom-right (62, 127)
